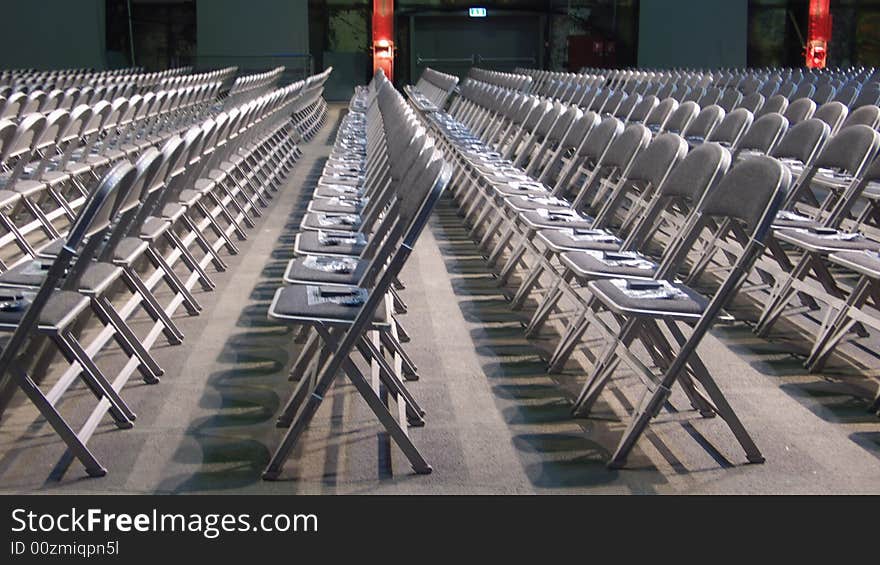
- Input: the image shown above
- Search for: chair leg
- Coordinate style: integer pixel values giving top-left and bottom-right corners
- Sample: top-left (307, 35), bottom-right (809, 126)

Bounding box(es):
top-left (264, 325), bottom-right (432, 480)
top-left (51, 332), bottom-right (136, 428)
top-left (91, 294), bottom-right (163, 383)
top-left (8, 362), bottom-right (107, 477)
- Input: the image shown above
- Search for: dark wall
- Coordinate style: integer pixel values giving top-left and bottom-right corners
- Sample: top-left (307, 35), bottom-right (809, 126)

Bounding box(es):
top-left (197, 0), bottom-right (311, 77)
top-left (0, 0), bottom-right (106, 70)
top-left (638, 0), bottom-right (748, 68)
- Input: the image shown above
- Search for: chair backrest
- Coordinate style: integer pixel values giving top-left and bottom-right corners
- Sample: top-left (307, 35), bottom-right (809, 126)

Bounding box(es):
top-left (758, 80), bottom-right (780, 98)
top-left (698, 86), bottom-right (722, 107)
top-left (738, 92), bottom-right (765, 114)
top-left (833, 84), bottom-right (859, 107)
top-left (614, 93), bottom-right (641, 121)
top-left (593, 123), bottom-right (651, 176)
top-left (2, 92), bottom-right (26, 118)
top-left (758, 93), bottom-right (789, 117)
top-left (792, 82), bottom-right (816, 101)
top-left (630, 142), bottom-right (731, 253)
top-left (813, 100), bottom-right (849, 133)
top-left (594, 132), bottom-right (689, 232)
top-left (783, 97), bottom-right (816, 124)
top-left (3, 113), bottom-right (45, 163)
top-left (683, 104), bottom-right (725, 142)
top-left (624, 133), bottom-right (689, 191)
top-left (577, 116), bottom-right (622, 163)
top-left (851, 86), bottom-right (880, 110)
top-left (770, 118), bottom-right (830, 167)
top-left (777, 80), bottom-right (798, 100)
top-left (645, 97), bottom-right (678, 131)
top-left (841, 104), bottom-right (880, 130)
top-left (698, 156), bottom-right (790, 233)
top-left (666, 157), bottom-right (790, 337)
top-left (736, 112), bottom-right (788, 156)
top-left (707, 108), bottom-right (753, 148)
top-left (812, 82), bottom-right (836, 105)
top-left (718, 88), bottom-right (743, 112)
top-left (627, 94), bottom-right (659, 123)
top-left (812, 124), bottom-right (880, 176)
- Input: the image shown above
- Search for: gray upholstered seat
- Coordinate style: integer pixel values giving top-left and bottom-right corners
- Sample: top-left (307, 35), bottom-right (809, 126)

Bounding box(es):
top-left (588, 278), bottom-right (709, 319)
top-left (295, 230), bottom-right (365, 256)
top-left (269, 285), bottom-right (388, 326)
top-left (561, 250), bottom-right (658, 280)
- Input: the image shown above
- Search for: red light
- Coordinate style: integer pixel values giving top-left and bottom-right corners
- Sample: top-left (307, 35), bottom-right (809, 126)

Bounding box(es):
top-left (806, 0), bottom-right (831, 68)
top-left (372, 0), bottom-right (394, 80)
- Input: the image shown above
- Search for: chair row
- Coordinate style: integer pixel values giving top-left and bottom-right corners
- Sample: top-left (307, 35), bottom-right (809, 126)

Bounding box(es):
top-left (519, 66), bottom-right (880, 112)
top-left (158, 67), bottom-right (237, 91)
top-left (410, 65), bottom-right (880, 469)
top-left (405, 67), bottom-right (460, 111)
top-left (260, 69), bottom-right (452, 480)
top-left (0, 82), bottom-right (224, 259)
top-left (225, 66), bottom-right (286, 107)
top-left (468, 67), bottom-right (533, 92)
top-left (1, 66), bottom-right (191, 93)
top-left (453, 71), bottom-right (880, 375)
top-left (0, 80), bottom-right (221, 122)
top-left (0, 69), bottom-right (333, 478)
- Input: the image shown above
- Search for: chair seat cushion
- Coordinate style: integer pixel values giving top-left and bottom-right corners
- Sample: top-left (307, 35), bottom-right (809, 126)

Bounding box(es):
top-left (12, 179), bottom-right (46, 196)
top-left (492, 182), bottom-right (550, 198)
top-left (114, 237), bottom-right (149, 264)
top-left (0, 190), bottom-right (21, 207)
top-left (775, 228), bottom-right (880, 253)
top-left (536, 228), bottom-right (620, 252)
top-left (772, 210), bottom-right (820, 229)
top-left (561, 250), bottom-right (659, 280)
top-left (589, 278), bottom-right (709, 319)
top-left (41, 170), bottom-right (70, 186)
top-left (268, 285), bottom-right (388, 326)
top-left (519, 209), bottom-right (596, 231)
top-left (140, 217), bottom-right (171, 240)
top-left (0, 288), bottom-right (89, 329)
top-left (194, 179), bottom-right (216, 193)
top-left (178, 189), bottom-right (202, 206)
top-left (313, 184), bottom-right (363, 199)
top-left (79, 262), bottom-right (124, 294)
top-left (283, 256), bottom-right (368, 285)
top-left (299, 212), bottom-right (362, 232)
top-left (161, 202), bottom-right (186, 220)
top-left (309, 198), bottom-right (362, 215)
top-left (827, 250), bottom-right (880, 279)
top-left (295, 231), bottom-right (365, 257)
top-left (505, 195), bottom-right (571, 212)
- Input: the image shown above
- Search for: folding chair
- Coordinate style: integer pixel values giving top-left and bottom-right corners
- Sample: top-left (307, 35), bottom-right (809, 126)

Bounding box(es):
top-left (534, 143), bottom-right (732, 373)
top-left (755, 131), bottom-right (880, 338)
top-left (573, 156), bottom-right (790, 468)
top-left (509, 132), bottom-right (689, 317)
top-left (262, 154), bottom-right (452, 480)
top-left (0, 164), bottom-right (135, 477)
top-left (805, 247), bottom-right (880, 394)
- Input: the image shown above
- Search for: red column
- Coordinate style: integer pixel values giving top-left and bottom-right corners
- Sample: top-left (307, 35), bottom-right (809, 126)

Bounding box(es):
top-left (372, 0), bottom-right (394, 81)
top-left (806, 0), bottom-right (831, 69)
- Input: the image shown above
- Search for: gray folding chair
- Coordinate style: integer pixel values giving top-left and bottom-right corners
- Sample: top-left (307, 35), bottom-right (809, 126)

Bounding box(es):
top-left (573, 156), bottom-right (790, 468)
